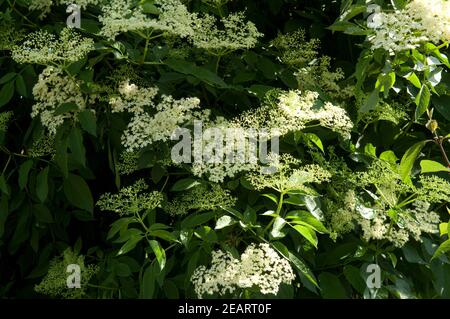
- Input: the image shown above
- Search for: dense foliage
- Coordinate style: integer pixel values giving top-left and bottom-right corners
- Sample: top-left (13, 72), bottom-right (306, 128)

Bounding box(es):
top-left (1, 0), bottom-right (450, 299)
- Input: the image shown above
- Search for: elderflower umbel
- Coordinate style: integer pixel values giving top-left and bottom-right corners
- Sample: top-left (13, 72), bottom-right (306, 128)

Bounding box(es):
top-left (190, 12), bottom-right (263, 53)
top-left (191, 243), bottom-right (295, 298)
top-left (97, 179), bottom-right (163, 215)
top-left (164, 184), bottom-right (236, 215)
top-left (12, 28), bottom-right (94, 65)
top-left (236, 90), bottom-right (353, 139)
top-left (122, 95), bottom-right (201, 152)
top-left (34, 248), bottom-right (98, 298)
top-left (31, 67), bottom-right (86, 135)
top-left (247, 154), bottom-right (331, 193)
top-left (368, 0), bottom-right (450, 54)
top-left (99, 0), bottom-right (195, 40)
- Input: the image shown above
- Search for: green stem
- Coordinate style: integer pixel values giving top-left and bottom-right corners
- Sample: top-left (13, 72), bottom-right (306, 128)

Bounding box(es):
top-left (263, 192), bottom-right (285, 234)
top-left (215, 55), bottom-right (222, 74)
top-left (141, 37), bottom-right (151, 64)
top-left (7, 0), bottom-right (38, 28)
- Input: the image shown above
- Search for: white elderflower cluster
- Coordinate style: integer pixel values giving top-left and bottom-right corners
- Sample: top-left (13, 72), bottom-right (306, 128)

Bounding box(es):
top-left (99, 0), bottom-right (195, 40)
top-left (247, 154), bottom-right (331, 192)
top-left (97, 179), bottom-right (163, 216)
top-left (190, 121), bottom-right (261, 183)
top-left (110, 80), bottom-right (159, 114)
top-left (328, 191), bottom-right (440, 247)
top-left (0, 111), bottom-right (13, 131)
top-left (407, 0), bottom-right (450, 44)
top-left (122, 96), bottom-right (200, 152)
top-left (99, 0), bottom-right (261, 52)
top-left (190, 12), bottom-right (263, 53)
top-left (12, 28), bottom-right (94, 65)
top-left (31, 67), bottom-right (86, 135)
top-left (237, 90), bottom-right (353, 139)
top-left (368, 0), bottom-right (450, 54)
top-left (110, 80), bottom-right (201, 152)
top-left (164, 184), bottom-right (236, 215)
top-left (278, 90), bottom-right (353, 138)
top-left (191, 243), bottom-right (295, 298)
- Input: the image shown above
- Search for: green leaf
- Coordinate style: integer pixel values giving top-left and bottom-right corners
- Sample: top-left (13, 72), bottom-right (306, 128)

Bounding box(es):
top-left (181, 212), bottom-right (215, 229)
top-left (420, 160), bottom-right (450, 173)
top-left (360, 88), bottom-right (380, 113)
top-left (78, 110), bottom-right (97, 136)
top-left (33, 204), bottom-right (53, 223)
top-left (292, 224), bottom-right (318, 248)
top-left (0, 72), bottom-right (16, 84)
top-left (68, 127), bottom-right (86, 167)
top-left (18, 160), bottom-right (33, 190)
top-left (0, 81), bottom-right (15, 108)
top-left (261, 193), bottom-right (278, 204)
top-left (343, 265), bottom-right (366, 295)
top-left (439, 223), bottom-right (448, 236)
top-left (287, 210), bottom-right (328, 233)
top-left (0, 194), bottom-right (9, 238)
top-left (303, 133), bottom-right (324, 152)
top-left (432, 95), bottom-right (450, 121)
top-left (399, 141), bottom-right (427, 184)
top-left (141, 263), bottom-right (157, 298)
top-left (214, 215), bottom-right (236, 230)
top-left (271, 241), bottom-right (318, 287)
top-left (63, 174), bottom-right (94, 213)
top-left (107, 217), bottom-right (134, 240)
top-left (54, 102), bottom-right (79, 116)
top-left (15, 75), bottom-right (28, 97)
top-left (247, 85), bottom-right (273, 100)
top-left (171, 178), bottom-right (201, 192)
top-left (148, 229), bottom-right (178, 242)
top-left (149, 239), bottom-right (166, 271)
top-left (165, 59), bottom-right (228, 88)
top-left (404, 72), bottom-right (421, 89)
top-left (36, 166), bottom-right (49, 203)
top-left (141, 2), bottom-right (160, 14)
top-left (0, 175), bottom-right (9, 196)
top-left (432, 239), bottom-right (450, 260)
top-left (151, 165), bottom-right (166, 184)
top-left (415, 84), bottom-right (430, 120)
top-left (319, 272), bottom-right (348, 298)
top-left (117, 233), bottom-right (143, 256)
top-left (271, 216), bottom-right (286, 238)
